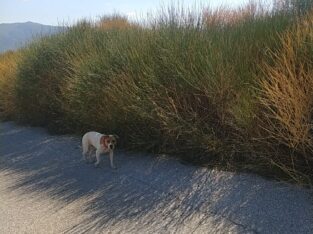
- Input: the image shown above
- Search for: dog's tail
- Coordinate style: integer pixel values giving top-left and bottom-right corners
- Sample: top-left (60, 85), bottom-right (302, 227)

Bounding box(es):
top-left (82, 133), bottom-right (89, 156)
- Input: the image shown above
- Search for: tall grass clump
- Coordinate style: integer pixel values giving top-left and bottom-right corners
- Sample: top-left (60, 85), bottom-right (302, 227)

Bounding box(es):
top-left (14, 33), bottom-right (70, 130)
top-left (0, 2), bottom-right (312, 185)
top-left (257, 12), bottom-right (313, 184)
top-left (13, 23), bottom-right (99, 131)
top-left (0, 51), bottom-right (21, 119)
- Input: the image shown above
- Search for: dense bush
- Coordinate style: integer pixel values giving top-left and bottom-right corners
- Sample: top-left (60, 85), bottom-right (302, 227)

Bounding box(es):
top-left (0, 2), bottom-right (312, 185)
top-left (0, 51), bottom-right (21, 119)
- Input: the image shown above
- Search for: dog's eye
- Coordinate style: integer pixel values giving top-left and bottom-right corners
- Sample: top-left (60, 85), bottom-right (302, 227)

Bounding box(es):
top-left (112, 140), bottom-right (116, 144)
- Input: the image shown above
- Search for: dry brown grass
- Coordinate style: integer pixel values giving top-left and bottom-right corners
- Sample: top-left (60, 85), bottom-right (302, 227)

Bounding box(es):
top-left (203, 2), bottom-right (269, 28)
top-left (257, 12), bottom-right (313, 184)
top-left (97, 15), bottom-right (136, 30)
top-left (0, 51), bottom-right (21, 119)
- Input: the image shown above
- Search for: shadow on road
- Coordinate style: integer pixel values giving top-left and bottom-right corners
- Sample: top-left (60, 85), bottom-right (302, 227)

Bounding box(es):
top-left (0, 122), bottom-right (312, 233)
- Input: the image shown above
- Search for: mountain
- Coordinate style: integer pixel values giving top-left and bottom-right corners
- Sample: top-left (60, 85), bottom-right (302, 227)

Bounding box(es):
top-left (0, 21), bottom-right (63, 53)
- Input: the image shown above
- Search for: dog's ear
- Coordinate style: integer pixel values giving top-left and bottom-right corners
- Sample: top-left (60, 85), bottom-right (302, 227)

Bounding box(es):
top-left (100, 135), bottom-right (109, 146)
top-left (113, 134), bottom-right (119, 139)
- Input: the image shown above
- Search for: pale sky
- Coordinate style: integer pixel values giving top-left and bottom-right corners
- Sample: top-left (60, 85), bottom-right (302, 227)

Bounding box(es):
top-left (1, 0), bottom-right (254, 26)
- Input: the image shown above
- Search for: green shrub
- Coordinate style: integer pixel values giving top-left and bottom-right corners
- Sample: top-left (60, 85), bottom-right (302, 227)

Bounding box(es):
top-left (1, 5), bottom-right (312, 185)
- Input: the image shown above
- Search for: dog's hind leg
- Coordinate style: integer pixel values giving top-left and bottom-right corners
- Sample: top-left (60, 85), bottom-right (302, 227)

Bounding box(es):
top-left (83, 146), bottom-right (94, 163)
top-left (82, 137), bottom-right (89, 161)
top-left (94, 150), bottom-right (101, 167)
top-left (82, 148), bottom-right (88, 160)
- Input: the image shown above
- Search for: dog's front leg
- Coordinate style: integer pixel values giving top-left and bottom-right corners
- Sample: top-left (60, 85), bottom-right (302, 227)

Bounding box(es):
top-left (94, 150), bottom-right (101, 167)
top-left (109, 151), bottom-right (116, 169)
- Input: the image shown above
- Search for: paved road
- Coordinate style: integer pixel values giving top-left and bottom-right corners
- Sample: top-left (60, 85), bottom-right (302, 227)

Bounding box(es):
top-left (0, 122), bottom-right (312, 234)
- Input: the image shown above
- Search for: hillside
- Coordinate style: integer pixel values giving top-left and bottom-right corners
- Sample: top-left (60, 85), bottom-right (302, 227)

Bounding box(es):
top-left (0, 22), bottom-right (62, 53)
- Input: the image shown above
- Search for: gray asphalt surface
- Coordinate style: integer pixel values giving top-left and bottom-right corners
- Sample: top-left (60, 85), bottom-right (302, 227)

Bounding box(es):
top-left (0, 121), bottom-right (312, 234)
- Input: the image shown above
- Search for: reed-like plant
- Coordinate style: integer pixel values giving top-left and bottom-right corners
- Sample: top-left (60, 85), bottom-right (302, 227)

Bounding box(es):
top-left (0, 3), bottom-right (312, 184)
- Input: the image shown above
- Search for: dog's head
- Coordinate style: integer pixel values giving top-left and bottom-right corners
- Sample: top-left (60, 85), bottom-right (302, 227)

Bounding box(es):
top-left (100, 134), bottom-right (119, 150)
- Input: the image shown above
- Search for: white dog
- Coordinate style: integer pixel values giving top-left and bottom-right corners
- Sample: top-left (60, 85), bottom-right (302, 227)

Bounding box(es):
top-left (82, 132), bottom-right (118, 169)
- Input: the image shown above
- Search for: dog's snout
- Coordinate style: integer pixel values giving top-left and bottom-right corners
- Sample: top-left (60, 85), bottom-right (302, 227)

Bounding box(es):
top-left (109, 144), bottom-right (114, 149)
